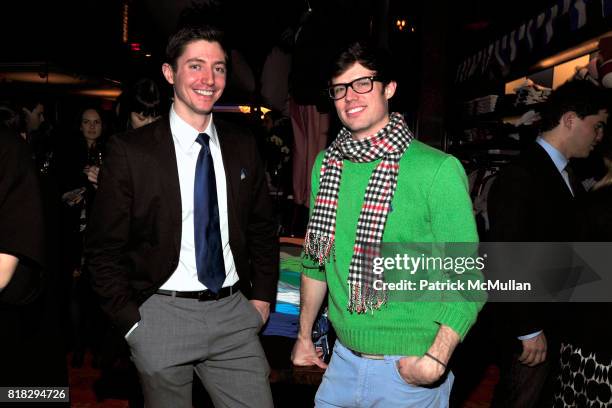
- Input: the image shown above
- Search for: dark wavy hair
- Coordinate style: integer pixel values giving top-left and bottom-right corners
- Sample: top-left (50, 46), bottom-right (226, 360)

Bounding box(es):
top-left (118, 78), bottom-right (162, 123)
top-left (165, 24), bottom-right (229, 71)
top-left (329, 41), bottom-right (396, 85)
top-left (540, 80), bottom-right (610, 132)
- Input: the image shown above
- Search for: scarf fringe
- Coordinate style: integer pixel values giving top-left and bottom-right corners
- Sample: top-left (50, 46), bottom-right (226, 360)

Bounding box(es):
top-left (303, 232), bottom-right (334, 265)
top-left (347, 282), bottom-right (388, 314)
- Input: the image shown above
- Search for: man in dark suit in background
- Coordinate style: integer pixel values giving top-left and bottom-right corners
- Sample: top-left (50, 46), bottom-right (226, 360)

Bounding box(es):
top-left (85, 25), bottom-right (278, 408)
top-left (0, 126), bottom-right (47, 386)
top-left (487, 80), bottom-right (609, 407)
top-left (1, 107), bottom-right (67, 396)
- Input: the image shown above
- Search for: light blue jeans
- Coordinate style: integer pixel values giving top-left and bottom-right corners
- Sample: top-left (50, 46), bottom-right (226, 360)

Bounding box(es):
top-left (315, 340), bottom-right (454, 408)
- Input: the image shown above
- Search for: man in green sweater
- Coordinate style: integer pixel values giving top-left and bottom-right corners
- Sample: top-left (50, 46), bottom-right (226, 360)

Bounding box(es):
top-left (291, 41), bottom-right (484, 407)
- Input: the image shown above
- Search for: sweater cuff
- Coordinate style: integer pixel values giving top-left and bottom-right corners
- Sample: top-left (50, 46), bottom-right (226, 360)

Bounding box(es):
top-left (434, 303), bottom-right (477, 340)
top-left (302, 258), bottom-right (325, 282)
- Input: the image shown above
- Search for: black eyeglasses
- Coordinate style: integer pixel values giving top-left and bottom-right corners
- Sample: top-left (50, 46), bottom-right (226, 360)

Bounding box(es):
top-left (327, 76), bottom-right (383, 100)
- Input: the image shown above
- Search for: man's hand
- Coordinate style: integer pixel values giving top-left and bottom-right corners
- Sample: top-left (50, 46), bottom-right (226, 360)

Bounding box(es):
top-left (291, 336), bottom-right (328, 369)
top-left (394, 324), bottom-right (457, 386)
top-left (84, 165), bottom-right (100, 186)
top-left (62, 187), bottom-right (85, 206)
top-left (396, 355), bottom-right (446, 386)
top-left (519, 331), bottom-right (547, 367)
top-left (249, 299), bottom-right (270, 324)
top-left (0, 253), bottom-right (19, 290)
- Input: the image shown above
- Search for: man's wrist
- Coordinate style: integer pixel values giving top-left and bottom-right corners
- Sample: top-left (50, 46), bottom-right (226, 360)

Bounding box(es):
top-left (297, 332), bottom-right (312, 341)
top-left (427, 324), bottom-right (459, 364)
top-left (517, 330), bottom-right (543, 341)
top-left (423, 352), bottom-right (448, 369)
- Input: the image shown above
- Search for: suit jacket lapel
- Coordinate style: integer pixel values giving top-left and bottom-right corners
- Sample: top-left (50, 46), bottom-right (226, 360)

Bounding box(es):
top-left (215, 120), bottom-right (239, 240)
top-left (532, 144), bottom-right (574, 199)
top-left (151, 118), bottom-right (182, 246)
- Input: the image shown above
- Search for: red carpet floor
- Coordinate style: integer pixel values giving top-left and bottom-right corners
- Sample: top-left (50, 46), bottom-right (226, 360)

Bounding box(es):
top-left (68, 353), bottom-right (127, 408)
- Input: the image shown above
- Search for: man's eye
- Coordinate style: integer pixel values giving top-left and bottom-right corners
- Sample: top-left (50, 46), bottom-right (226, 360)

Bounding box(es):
top-left (215, 66), bottom-right (226, 74)
top-left (354, 80), bottom-right (370, 88)
top-left (190, 64), bottom-right (201, 70)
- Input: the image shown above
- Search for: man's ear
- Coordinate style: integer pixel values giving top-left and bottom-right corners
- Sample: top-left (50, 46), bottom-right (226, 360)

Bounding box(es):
top-left (384, 81), bottom-right (397, 100)
top-left (561, 111), bottom-right (577, 130)
top-left (162, 63), bottom-right (175, 85)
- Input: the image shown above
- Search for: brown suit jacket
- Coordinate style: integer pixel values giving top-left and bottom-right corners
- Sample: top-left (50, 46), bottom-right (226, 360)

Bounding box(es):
top-left (85, 117), bottom-right (278, 335)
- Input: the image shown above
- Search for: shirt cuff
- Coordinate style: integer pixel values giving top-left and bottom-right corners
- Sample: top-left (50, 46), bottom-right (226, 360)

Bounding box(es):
top-left (517, 330), bottom-right (542, 341)
top-left (125, 322), bottom-right (139, 339)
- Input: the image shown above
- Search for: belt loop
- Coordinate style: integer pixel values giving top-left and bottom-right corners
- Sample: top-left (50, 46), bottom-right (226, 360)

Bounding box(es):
top-left (171, 291), bottom-right (176, 298)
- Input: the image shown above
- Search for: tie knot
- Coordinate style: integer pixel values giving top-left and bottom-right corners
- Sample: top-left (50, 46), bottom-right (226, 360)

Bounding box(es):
top-left (196, 133), bottom-right (210, 147)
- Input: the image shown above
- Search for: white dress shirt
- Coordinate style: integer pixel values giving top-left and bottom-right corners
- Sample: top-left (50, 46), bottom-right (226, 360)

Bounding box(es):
top-left (536, 136), bottom-right (574, 196)
top-left (159, 105), bottom-right (238, 291)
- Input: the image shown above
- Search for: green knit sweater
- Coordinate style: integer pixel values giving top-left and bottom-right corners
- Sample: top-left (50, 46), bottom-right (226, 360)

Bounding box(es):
top-left (303, 140), bottom-right (483, 356)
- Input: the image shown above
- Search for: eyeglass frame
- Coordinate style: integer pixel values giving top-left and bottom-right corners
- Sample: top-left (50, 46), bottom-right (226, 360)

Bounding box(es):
top-left (326, 75), bottom-right (385, 100)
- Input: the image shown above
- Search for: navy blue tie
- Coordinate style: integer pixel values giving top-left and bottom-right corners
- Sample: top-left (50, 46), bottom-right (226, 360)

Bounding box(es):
top-left (194, 133), bottom-right (226, 293)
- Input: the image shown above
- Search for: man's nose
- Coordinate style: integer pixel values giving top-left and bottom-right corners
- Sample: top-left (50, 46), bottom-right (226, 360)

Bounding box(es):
top-left (200, 67), bottom-right (215, 85)
top-left (345, 86), bottom-right (358, 101)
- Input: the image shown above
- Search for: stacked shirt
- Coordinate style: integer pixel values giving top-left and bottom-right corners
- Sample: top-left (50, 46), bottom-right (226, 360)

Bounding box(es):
top-left (514, 79), bottom-right (551, 107)
top-left (262, 250), bottom-right (301, 338)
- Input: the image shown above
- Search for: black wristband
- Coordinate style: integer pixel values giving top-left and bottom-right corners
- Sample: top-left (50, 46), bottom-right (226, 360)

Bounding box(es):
top-left (424, 352), bottom-right (447, 369)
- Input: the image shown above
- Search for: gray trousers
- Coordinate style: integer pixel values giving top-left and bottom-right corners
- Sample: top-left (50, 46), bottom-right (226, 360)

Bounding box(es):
top-left (126, 291), bottom-right (273, 408)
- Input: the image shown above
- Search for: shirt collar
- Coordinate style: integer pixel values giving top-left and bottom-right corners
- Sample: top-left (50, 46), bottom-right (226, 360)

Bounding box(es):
top-left (169, 105), bottom-right (219, 152)
top-left (536, 136), bottom-right (568, 173)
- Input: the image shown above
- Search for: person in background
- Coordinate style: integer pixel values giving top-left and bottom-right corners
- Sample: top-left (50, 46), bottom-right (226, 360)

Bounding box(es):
top-left (12, 98), bottom-right (59, 176)
top-left (1, 101), bottom-right (67, 392)
top-left (292, 41), bottom-right (483, 407)
top-left (116, 77), bottom-right (164, 130)
top-left (58, 106), bottom-right (108, 368)
top-left (16, 98), bottom-right (45, 140)
top-left (488, 79), bottom-right (609, 408)
top-left (555, 131), bottom-right (612, 407)
top-left (0, 119), bottom-right (71, 396)
top-left (0, 126), bottom-right (45, 303)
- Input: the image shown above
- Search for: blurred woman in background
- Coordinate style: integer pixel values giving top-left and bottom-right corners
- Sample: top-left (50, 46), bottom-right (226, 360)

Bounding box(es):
top-left (58, 106), bottom-right (107, 369)
top-left (116, 78), bottom-right (163, 130)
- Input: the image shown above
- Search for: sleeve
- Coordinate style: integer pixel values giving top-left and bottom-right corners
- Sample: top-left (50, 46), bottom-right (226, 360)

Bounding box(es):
top-left (245, 131), bottom-right (280, 303)
top-left (0, 131), bottom-right (45, 267)
top-left (487, 164), bottom-right (542, 337)
top-left (84, 136), bottom-right (139, 336)
top-left (0, 130), bottom-right (45, 305)
top-left (487, 164), bottom-right (534, 241)
top-left (302, 151), bottom-right (326, 282)
top-left (428, 156), bottom-right (485, 340)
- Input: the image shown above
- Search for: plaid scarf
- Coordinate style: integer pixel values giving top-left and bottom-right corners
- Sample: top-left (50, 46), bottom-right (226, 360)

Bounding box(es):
top-left (304, 112), bottom-right (413, 313)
